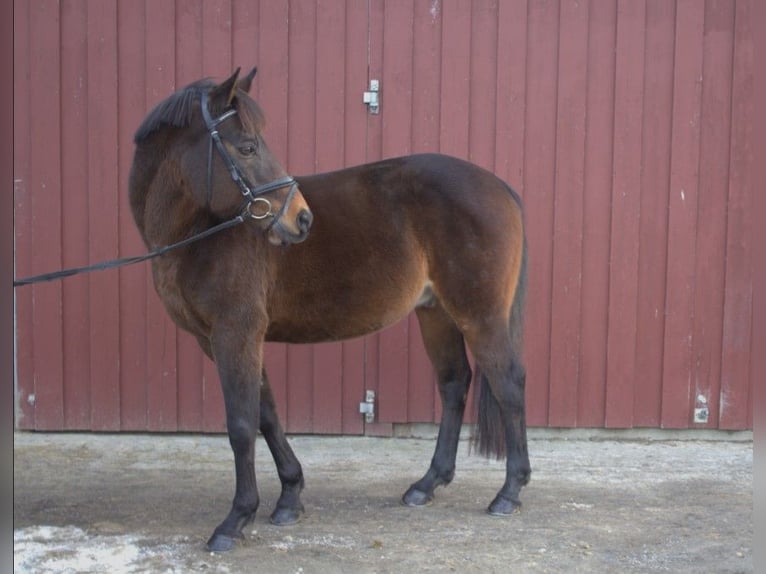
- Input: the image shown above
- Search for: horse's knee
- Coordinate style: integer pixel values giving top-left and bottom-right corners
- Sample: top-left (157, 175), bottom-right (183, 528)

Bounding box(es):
top-left (226, 417), bottom-right (257, 454)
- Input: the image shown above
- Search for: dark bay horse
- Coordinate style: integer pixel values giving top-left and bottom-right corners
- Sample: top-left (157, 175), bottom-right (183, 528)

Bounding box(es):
top-left (129, 68), bottom-right (529, 552)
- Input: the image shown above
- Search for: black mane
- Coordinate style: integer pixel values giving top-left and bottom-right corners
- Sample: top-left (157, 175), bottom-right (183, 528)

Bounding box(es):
top-left (134, 79), bottom-right (213, 144)
top-left (134, 78), bottom-right (266, 144)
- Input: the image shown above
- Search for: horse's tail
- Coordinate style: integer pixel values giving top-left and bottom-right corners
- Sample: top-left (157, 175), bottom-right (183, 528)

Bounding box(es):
top-left (472, 231), bottom-right (527, 459)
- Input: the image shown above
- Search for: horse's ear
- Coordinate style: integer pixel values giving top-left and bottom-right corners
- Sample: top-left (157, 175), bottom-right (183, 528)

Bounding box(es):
top-left (209, 67), bottom-right (241, 113)
top-left (237, 67), bottom-right (257, 93)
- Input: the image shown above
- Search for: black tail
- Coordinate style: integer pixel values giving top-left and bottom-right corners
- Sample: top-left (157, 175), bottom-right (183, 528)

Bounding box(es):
top-left (472, 234), bottom-right (527, 459)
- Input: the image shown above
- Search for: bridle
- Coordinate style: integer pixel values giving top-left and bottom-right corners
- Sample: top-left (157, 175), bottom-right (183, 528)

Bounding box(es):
top-left (199, 90), bottom-right (298, 229)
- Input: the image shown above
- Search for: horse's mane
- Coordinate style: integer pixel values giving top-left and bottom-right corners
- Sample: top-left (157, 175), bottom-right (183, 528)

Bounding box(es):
top-left (134, 78), bottom-right (265, 144)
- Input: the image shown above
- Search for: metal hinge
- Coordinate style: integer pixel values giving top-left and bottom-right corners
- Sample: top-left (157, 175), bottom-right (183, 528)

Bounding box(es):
top-left (363, 79), bottom-right (380, 115)
top-left (359, 390), bottom-right (375, 423)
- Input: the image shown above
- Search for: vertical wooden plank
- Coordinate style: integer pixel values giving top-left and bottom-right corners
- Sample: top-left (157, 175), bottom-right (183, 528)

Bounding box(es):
top-left (340, 0), bottom-right (369, 435)
top-left (719, 0), bottom-right (752, 430)
top-left (200, 0), bottom-right (232, 433)
top-left (578, 0), bottom-right (616, 428)
top-left (117, 0), bottom-right (148, 431)
top-left (604, 0), bottom-right (645, 428)
top-left (377, 0), bottom-right (414, 425)
top-left (494, 0), bottom-right (528, 426)
top-left (406, 0), bottom-right (442, 424)
top-left (258, 0), bottom-right (290, 425)
top-left (311, 339), bottom-right (342, 434)
top-left (1, 0), bottom-right (11, 442)
top-left (462, 1), bottom-right (501, 425)
top-left (285, 0), bottom-right (317, 433)
top-left (633, 0), bottom-right (675, 427)
top-left (660, 0), bottom-right (704, 429)
top-left (144, 0), bottom-right (178, 431)
top-left (257, 0), bottom-right (288, 160)
top-left (494, 0), bottom-right (527, 190)
top-left (231, 0), bottom-right (258, 68)
top-left (522, 0), bottom-right (560, 427)
top-left (381, 0), bottom-right (414, 157)
top-left (411, 0), bottom-right (441, 155)
top-left (86, 0), bottom-right (120, 431)
top-left (377, 319), bottom-right (410, 424)
top-left (433, 0), bottom-right (471, 425)
top-left (548, 0), bottom-right (589, 427)
top-left (174, 0), bottom-right (205, 431)
top-left (27, 0), bottom-right (65, 430)
top-left (312, 0), bottom-right (347, 434)
top-left (60, 0), bottom-right (91, 429)
top-left (13, 0), bottom-right (34, 429)
top-left (468, 0), bottom-right (498, 172)
top-left (690, 0), bottom-right (735, 428)
top-left (361, 0), bottom-right (391, 437)
top-left (439, 0), bottom-right (471, 159)
top-left (175, 0), bottom-right (203, 86)
top-left (366, 0), bottom-right (384, 162)
top-left (201, 0), bottom-right (233, 81)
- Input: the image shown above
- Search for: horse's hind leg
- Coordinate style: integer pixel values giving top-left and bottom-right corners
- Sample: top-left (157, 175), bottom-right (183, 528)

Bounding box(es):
top-left (402, 303), bottom-right (472, 506)
top-left (465, 321), bottom-right (530, 515)
top-left (259, 369), bottom-right (305, 525)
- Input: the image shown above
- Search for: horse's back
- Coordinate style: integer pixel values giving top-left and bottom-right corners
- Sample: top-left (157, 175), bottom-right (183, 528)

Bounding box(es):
top-left (298, 153), bottom-right (520, 208)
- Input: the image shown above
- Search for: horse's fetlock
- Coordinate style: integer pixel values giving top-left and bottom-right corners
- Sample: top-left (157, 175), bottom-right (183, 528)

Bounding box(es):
top-left (440, 467), bottom-right (456, 483)
top-left (234, 497), bottom-right (260, 517)
top-left (278, 465), bottom-right (304, 488)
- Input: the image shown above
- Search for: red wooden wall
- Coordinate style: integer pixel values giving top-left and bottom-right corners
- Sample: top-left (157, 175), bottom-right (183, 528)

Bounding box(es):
top-left (14, 0), bottom-right (753, 432)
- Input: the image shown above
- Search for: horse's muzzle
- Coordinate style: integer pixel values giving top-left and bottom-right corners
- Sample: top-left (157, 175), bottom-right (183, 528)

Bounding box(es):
top-left (297, 209), bottom-right (313, 236)
top-left (269, 207), bottom-right (313, 246)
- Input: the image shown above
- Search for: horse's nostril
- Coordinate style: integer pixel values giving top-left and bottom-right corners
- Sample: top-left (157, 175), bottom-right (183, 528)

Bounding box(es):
top-left (298, 209), bottom-right (313, 233)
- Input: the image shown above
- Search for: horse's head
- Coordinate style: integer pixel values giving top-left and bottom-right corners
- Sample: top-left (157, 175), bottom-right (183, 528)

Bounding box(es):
top-left (195, 68), bottom-right (313, 245)
top-left (134, 68), bottom-right (312, 246)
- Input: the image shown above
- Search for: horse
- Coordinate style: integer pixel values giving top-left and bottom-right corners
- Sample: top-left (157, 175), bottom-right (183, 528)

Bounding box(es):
top-left (129, 67), bottom-right (529, 552)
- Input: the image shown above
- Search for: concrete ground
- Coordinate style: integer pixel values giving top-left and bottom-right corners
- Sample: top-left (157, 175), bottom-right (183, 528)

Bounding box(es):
top-left (14, 431), bottom-right (752, 573)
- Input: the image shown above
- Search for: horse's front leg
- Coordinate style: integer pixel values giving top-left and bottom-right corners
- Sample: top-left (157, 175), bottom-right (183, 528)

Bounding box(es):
top-left (260, 369), bottom-right (305, 525)
top-left (206, 327), bottom-right (264, 552)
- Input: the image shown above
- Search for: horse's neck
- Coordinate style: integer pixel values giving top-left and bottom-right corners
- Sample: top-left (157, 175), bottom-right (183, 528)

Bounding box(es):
top-left (142, 162), bottom-right (210, 249)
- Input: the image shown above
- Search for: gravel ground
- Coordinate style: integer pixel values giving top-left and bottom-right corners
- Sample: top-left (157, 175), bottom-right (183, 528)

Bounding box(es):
top-left (13, 432), bottom-right (753, 573)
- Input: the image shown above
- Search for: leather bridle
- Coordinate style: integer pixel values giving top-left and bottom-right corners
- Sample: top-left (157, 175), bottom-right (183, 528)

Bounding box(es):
top-left (199, 90), bottom-right (298, 229)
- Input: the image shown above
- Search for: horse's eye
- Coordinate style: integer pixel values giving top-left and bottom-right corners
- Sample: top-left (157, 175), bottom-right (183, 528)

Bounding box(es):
top-left (238, 142), bottom-right (258, 157)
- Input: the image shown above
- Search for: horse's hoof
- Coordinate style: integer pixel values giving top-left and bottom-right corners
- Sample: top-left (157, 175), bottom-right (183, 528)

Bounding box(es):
top-left (270, 505), bottom-right (304, 526)
top-left (487, 495), bottom-right (522, 516)
top-left (401, 487), bottom-right (433, 507)
top-left (206, 532), bottom-right (242, 552)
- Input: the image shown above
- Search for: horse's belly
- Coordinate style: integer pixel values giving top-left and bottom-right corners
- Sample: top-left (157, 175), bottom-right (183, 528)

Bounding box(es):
top-left (266, 276), bottom-right (429, 344)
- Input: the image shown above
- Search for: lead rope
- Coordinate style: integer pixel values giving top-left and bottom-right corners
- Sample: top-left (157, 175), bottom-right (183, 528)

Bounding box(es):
top-left (13, 214), bottom-right (248, 287)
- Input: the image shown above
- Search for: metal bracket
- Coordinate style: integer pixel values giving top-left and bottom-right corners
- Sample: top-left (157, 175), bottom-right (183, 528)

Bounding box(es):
top-left (359, 390), bottom-right (375, 423)
top-left (363, 79), bottom-right (380, 115)
top-left (693, 394), bottom-right (709, 424)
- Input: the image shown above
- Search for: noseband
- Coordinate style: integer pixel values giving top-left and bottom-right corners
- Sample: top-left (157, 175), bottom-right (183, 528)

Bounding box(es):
top-left (199, 90), bottom-right (297, 229)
